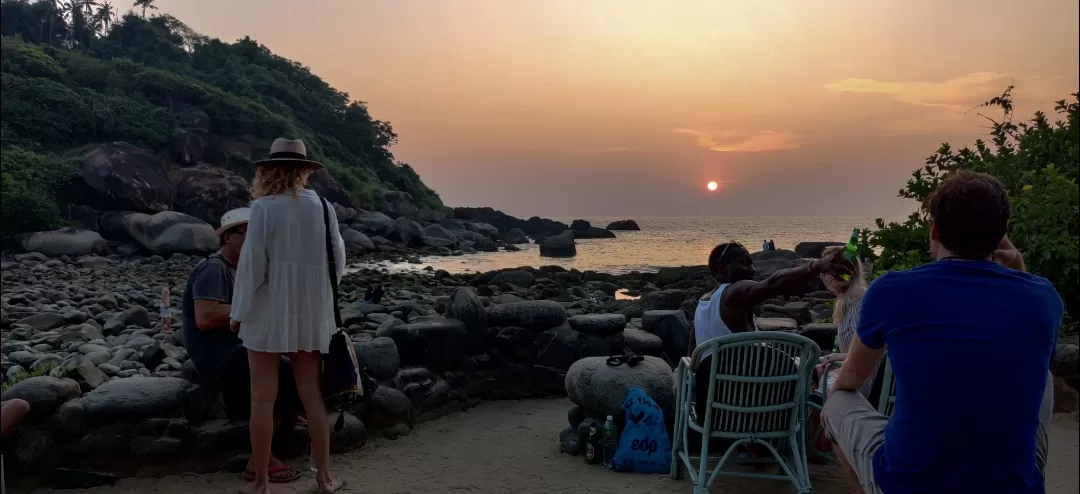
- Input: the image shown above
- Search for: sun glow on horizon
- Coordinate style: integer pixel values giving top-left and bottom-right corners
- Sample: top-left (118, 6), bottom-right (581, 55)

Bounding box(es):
top-left (706, 181), bottom-right (718, 191)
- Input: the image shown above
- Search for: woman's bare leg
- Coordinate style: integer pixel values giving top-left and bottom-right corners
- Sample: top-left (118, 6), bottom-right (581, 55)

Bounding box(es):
top-left (245, 350), bottom-right (281, 494)
top-left (289, 350), bottom-right (343, 492)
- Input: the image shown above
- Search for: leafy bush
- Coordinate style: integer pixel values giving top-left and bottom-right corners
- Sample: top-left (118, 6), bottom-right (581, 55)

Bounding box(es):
top-left (863, 87), bottom-right (1079, 333)
top-left (0, 362), bottom-right (58, 392)
top-left (0, 146), bottom-right (77, 238)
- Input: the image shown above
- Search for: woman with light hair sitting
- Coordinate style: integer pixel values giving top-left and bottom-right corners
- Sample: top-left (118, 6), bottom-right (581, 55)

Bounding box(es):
top-left (230, 138), bottom-right (346, 494)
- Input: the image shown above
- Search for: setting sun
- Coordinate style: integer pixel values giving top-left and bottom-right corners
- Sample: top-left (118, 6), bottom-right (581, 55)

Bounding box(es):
top-left (706, 181), bottom-right (718, 191)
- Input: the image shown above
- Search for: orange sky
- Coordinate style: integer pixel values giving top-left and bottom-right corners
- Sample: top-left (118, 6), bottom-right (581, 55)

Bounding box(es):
top-left (155, 0), bottom-right (1078, 218)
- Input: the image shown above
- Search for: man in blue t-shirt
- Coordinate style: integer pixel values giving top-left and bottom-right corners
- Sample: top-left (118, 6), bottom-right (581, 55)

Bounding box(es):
top-left (822, 171), bottom-right (1063, 494)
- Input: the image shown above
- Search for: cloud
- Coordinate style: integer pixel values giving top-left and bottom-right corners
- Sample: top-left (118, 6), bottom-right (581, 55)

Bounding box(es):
top-left (672, 129), bottom-right (799, 152)
top-left (602, 146), bottom-right (630, 153)
top-left (824, 72), bottom-right (1010, 110)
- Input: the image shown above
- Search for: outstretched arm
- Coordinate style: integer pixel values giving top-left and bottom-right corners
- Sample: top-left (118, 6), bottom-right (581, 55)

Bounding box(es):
top-left (724, 252), bottom-right (853, 309)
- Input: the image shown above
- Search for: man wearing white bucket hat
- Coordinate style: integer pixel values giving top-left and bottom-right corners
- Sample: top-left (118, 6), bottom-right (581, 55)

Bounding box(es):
top-left (180, 207), bottom-right (303, 485)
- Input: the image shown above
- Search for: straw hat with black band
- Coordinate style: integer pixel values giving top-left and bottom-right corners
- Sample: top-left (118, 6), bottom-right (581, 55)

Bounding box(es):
top-left (254, 138), bottom-right (323, 169)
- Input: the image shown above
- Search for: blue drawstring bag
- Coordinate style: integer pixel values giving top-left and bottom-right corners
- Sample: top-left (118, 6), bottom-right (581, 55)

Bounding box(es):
top-left (612, 387), bottom-right (672, 473)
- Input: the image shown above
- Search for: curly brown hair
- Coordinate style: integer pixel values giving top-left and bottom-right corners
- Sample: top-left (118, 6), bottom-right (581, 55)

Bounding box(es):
top-left (251, 164), bottom-right (315, 199)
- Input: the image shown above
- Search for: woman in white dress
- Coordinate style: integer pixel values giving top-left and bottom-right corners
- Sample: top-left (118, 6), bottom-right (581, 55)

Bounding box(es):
top-left (229, 138), bottom-right (346, 494)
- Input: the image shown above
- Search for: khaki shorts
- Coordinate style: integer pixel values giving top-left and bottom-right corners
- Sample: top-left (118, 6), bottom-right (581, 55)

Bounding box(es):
top-left (822, 391), bottom-right (888, 494)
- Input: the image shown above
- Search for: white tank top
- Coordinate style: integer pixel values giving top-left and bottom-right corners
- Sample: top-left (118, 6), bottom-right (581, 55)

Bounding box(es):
top-left (693, 284), bottom-right (756, 359)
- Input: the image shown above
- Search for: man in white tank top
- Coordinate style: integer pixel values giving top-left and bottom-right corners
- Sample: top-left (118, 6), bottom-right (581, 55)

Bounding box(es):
top-left (690, 241), bottom-right (853, 356)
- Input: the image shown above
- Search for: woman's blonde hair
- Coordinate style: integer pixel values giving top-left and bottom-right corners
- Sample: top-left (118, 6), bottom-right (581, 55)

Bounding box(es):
top-left (251, 164), bottom-right (315, 199)
top-left (831, 257), bottom-right (868, 325)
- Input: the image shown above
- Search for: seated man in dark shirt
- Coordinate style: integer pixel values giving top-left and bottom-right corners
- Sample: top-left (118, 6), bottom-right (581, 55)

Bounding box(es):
top-left (181, 208), bottom-right (303, 484)
top-left (823, 171), bottom-right (1062, 494)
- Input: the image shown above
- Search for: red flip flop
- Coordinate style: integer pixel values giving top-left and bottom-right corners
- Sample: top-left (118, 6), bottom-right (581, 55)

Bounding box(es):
top-left (242, 463), bottom-right (302, 483)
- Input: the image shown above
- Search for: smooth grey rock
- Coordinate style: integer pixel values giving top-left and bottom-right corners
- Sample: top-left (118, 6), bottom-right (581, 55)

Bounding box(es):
top-left (568, 314), bottom-right (627, 337)
top-left (622, 329), bottom-right (664, 356)
top-left (77, 377), bottom-right (191, 422)
top-left (642, 310), bottom-right (691, 363)
top-left (487, 301), bottom-right (567, 331)
top-left (15, 312), bottom-right (67, 331)
top-left (353, 337), bottom-right (401, 380)
top-left (329, 411), bottom-right (369, 454)
top-left (446, 287), bottom-right (487, 353)
top-left (564, 356), bottom-right (674, 417)
top-left (376, 317), bottom-right (468, 371)
top-left (0, 376), bottom-right (82, 421)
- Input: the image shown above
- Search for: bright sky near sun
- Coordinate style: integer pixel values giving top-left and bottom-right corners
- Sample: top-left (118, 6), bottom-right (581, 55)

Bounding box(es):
top-left (155, 0), bottom-right (1078, 218)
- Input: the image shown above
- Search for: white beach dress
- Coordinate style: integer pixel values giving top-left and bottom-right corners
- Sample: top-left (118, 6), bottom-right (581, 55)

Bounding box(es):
top-left (230, 189), bottom-right (345, 353)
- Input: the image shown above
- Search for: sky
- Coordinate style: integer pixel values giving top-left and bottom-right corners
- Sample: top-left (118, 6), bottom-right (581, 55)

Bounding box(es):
top-left (154, 0), bottom-right (1079, 219)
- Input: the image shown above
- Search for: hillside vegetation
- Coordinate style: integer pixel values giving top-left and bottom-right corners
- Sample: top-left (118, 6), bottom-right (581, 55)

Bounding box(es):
top-left (1, 0), bottom-right (442, 237)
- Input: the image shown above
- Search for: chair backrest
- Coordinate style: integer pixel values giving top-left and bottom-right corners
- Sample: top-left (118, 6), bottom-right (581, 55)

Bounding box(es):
top-left (694, 332), bottom-right (820, 437)
top-left (876, 356), bottom-right (897, 417)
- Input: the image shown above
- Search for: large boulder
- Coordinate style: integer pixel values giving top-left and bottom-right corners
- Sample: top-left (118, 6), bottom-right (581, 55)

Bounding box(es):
top-left (387, 217), bottom-right (422, 247)
top-left (502, 228), bottom-right (528, 244)
top-left (416, 208), bottom-right (447, 223)
top-left (487, 301), bottom-right (568, 331)
top-left (0, 376), bottom-right (81, 422)
top-left (353, 211), bottom-right (396, 236)
top-left (605, 220), bottom-right (640, 231)
top-left (15, 228), bottom-right (107, 257)
top-left (307, 169), bottom-right (354, 208)
top-left (99, 211), bottom-right (217, 255)
top-left (568, 314), bottom-right (627, 337)
top-left (565, 356), bottom-right (675, 417)
top-left (341, 228), bottom-right (376, 252)
top-left (353, 337), bottom-right (401, 381)
top-left (71, 143), bottom-right (173, 213)
top-left (465, 222), bottom-right (500, 239)
top-left (168, 129), bottom-right (226, 167)
top-left (378, 191), bottom-right (419, 219)
top-left (539, 230), bottom-right (577, 258)
top-left (642, 310), bottom-right (690, 361)
top-left (794, 242), bottom-right (844, 259)
top-left (446, 287), bottom-right (487, 353)
top-left (71, 377), bottom-right (192, 426)
top-left (490, 270), bottom-right (536, 287)
top-left (171, 166), bottom-right (251, 226)
top-left (572, 227), bottom-right (617, 239)
top-left (420, 224), bottom-right (458, 249)
top-left (375, 316), bottom-right (468, 371)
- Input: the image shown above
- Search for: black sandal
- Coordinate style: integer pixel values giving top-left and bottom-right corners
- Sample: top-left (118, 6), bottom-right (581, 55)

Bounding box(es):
top-left (606, 348), bottom-right (645, 367)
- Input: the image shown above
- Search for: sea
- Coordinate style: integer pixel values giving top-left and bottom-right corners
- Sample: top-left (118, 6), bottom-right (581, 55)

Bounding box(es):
top-left (373, 216), bottom-right (881, 275)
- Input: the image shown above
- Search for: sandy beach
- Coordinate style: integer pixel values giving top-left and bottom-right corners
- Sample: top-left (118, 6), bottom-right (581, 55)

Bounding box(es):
top-left (16, 398), bottom-right (1078, 494)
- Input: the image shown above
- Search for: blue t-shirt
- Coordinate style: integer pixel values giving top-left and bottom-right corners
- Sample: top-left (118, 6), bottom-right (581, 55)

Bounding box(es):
top-left (180, 255), bottom-right (242, 383)
top-left (858, 260), bottom-right (1062, 494)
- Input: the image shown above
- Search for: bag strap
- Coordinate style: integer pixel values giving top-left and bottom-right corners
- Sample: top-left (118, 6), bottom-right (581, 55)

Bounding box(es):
top-left (319, 196), bottom-right (343, 329)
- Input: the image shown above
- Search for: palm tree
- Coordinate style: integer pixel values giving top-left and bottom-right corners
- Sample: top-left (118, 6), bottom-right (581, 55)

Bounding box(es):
top-left (94, 1), bottom-right (115, 33)
top-left (133, 0), bottom-right (155, 18)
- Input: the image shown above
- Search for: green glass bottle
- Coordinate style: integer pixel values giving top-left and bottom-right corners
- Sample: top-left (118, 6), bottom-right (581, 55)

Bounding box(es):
top-left (837, 228), bottom-right (859, 281)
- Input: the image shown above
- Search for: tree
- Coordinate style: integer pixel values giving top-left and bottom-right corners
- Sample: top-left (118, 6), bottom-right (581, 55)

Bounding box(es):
top-left (132, 0), bottom-right (153, 18)
top-left (93, 1), bottom-right (115, 34)
top-left (864, 86), bottom-right (1080, 333)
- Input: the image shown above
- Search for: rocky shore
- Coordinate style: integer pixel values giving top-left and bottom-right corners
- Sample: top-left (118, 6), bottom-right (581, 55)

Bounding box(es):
top-left (2, 245), bottom-right (1077, 488)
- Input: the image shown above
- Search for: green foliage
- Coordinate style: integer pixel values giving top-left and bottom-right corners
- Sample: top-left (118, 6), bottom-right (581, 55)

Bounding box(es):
top-left (0, 146), bottom-right (78, 237)
top-left (0, 0), bottom-right (445, 237)
top-left (862, 87), bottom-right (1080, 334)
top-left (0, 362), bottom-right (58, 392)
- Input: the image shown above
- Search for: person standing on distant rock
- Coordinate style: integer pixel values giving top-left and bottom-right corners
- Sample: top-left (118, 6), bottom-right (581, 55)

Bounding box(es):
top-left (229, 138), bottom-right (346, 494)
top-left (371, 285), bottom-right (384, 304)
top-left (363, 286), bottom-right (374, 302)
top-left (180, 207), bottom-right (303, 486)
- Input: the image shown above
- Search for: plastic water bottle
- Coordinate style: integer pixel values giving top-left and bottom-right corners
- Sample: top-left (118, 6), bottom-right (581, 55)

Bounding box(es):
top-left (602, 415), bottom-right (618, 468)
